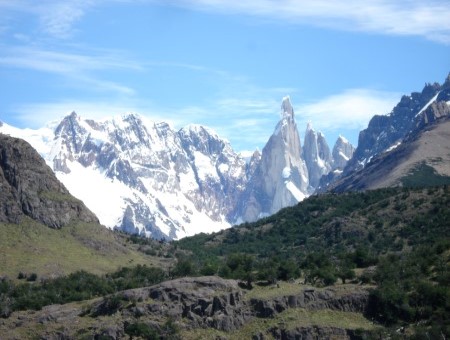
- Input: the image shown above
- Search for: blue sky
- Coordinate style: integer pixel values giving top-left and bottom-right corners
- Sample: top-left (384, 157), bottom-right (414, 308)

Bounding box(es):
top-left (0, 0), bottom-right (449, 153)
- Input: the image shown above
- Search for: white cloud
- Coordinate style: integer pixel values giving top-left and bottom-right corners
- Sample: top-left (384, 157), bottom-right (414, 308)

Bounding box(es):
top-left (296, 89), bottom-right (400, 132)
top-left (38, 1), bottom-right (92, 38)
top-left (168, 0), bottom-right (450, 43)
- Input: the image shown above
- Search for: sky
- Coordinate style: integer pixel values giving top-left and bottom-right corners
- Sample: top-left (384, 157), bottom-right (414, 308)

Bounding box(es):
top-left (0, 0), bottom-right (449, 154)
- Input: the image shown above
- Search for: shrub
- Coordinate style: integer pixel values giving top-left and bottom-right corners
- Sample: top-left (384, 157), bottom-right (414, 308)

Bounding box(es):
top-left (124, 321), bottom-right (159, 339)
top-left (26, 273), bottom-right (37, 282)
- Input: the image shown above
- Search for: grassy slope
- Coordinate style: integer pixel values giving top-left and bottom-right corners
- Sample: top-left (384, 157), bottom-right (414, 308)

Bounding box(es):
top-left (0, 218), bottom-right (170, 280)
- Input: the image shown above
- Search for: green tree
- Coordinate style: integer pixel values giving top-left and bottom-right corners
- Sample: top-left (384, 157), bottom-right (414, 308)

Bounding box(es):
top-left (173, 258), bottom-right (195, 277)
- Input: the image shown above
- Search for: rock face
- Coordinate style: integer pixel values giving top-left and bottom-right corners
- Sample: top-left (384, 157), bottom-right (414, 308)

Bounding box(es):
top-left (0, 133), bottom-right (98, 228)
top-left (236, 97), bottom-right (310, 222)
top-left (100, 276), bottom-right (252, 332)
top-left (0, 276), bottom-right (372, 339)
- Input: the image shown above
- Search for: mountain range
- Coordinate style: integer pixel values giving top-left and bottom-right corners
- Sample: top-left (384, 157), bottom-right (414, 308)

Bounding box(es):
top-left (0, 97), bottom-right (353, 239)
top-left (1, 74), bottom-right (449, 239)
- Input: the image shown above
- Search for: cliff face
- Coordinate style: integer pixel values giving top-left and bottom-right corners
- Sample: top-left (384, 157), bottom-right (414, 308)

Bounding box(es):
top-left (0, 133), bottom-right (98, 228)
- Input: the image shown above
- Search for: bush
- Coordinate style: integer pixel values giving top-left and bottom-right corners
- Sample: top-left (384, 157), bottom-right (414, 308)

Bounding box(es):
top-left (172, 259), bottom-right (195, 277)
top-left (26, 273), bottom-right (37, 282)
top-left (124, 321), bottom-right (159, 339)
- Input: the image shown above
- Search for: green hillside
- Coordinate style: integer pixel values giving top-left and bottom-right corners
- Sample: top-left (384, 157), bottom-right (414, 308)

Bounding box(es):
top-left (1, 186), bottom-right (448, 338)
top-left (175, 186), bottom-right (450, 337)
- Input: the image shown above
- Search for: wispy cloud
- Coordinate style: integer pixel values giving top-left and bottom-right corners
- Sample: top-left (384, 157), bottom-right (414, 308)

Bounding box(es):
top-left (296, 89), bottom-right (400, 133)
top-left (0, 0), bottom-right (94, 39)
top-left (3, 1), bottom-right (450, 43)
top-left (168, 0), bottom-right (450, 43)
top-left (0, 45), bottom-right (142, 95)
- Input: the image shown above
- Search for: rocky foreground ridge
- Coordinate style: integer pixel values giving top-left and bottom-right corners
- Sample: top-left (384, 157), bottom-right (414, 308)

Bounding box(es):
top-left (0, 276), bottom-right (374, 339)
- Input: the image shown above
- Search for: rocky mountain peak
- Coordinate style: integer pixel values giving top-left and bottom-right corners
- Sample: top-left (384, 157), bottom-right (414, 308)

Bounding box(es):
top-left (303, 123), bottom-right (332, 189)
top-left (332, 135), bottom-right (355, 171)
top-left (235, 96), bottom-right (309, 222)
top-left (281, 96), bottom-right (294, 120)
top-left (443, 72), bottom-right (450, 88)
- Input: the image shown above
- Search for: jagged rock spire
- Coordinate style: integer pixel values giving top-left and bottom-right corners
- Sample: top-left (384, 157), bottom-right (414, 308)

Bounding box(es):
top-left (281, 96), bottom-right (294, 119)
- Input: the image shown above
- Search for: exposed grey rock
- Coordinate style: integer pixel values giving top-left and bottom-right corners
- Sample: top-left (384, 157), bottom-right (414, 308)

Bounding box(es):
top-left (0, 133), bottom-right (98, 228)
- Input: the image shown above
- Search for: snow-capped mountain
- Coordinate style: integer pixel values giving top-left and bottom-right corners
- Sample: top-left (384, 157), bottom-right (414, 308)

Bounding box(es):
top-left (234, 96), bottom-right (310, 222)
top-left (0, 113), bottom-right (247, 239)
top-left (320, 73), bottom-right (450, 193)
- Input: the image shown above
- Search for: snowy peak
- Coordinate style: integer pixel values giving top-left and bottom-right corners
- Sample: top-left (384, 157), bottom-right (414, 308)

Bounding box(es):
top-left (303, 123), bottom-right (332, 189)
top-left (236, 96), bottom-right (309, 222)
top-left (281, 95), bottom-right (295, 120)
top-left (332, 135), bottom-right (355, 171)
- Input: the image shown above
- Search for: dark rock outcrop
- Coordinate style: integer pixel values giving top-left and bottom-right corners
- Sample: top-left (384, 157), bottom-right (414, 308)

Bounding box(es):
top-left (0, 133), bottom-right (98, 228)
top-left (91, 276), bottom-right (252, 332)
